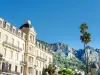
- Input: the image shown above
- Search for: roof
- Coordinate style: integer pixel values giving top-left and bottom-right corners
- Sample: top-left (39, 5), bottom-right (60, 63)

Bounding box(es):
top-left (19, 20), bottom-right (36, 32)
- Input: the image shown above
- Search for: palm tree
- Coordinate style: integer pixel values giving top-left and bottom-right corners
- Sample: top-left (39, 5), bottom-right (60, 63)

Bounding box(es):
top-left (80, 23), bottom-right (91, 75)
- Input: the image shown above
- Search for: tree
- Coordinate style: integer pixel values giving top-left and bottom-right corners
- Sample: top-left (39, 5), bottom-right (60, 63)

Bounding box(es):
top-left (58, 68), bottom-right (74, 75)
top-left (42, 68), bottom-right (47, 75)
top-left (80, 23), bottom-right (91, 75)
top-left (44, 64), bottom-right (56, 75)
top-left (75, 72), bottom-right (82, 75)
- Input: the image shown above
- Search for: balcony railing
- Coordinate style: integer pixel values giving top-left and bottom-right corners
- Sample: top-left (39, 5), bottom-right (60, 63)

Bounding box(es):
top-left (0, 71), bottom-right (20, 75)
top-left (0, 68), bottom-right (20, 75)
top-left (3, 41), bottom-right (22, 51)
top-left (20, 61), bottom-right (27, 65)
top-left (36, 56), bottom-right (47, 62)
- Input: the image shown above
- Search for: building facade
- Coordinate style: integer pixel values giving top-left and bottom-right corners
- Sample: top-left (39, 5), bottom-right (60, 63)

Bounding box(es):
top-left (0, 18), bottom-right (53, 75)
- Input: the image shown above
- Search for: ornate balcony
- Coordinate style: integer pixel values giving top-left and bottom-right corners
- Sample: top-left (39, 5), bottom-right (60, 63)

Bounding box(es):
top-left (3, 41), bottom-right (22, 51)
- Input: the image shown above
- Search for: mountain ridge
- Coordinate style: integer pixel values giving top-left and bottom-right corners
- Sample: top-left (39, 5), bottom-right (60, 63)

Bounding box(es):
top-left (36, 39), bottom-right (100, 63)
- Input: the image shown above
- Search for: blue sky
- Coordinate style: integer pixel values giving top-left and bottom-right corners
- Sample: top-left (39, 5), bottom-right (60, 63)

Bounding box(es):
top-left (0, 0), bottom-right (100, 49)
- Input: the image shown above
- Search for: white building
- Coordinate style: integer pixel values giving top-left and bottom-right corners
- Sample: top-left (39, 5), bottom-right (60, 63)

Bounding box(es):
top-left (0, 18), bottom-right (53, 75)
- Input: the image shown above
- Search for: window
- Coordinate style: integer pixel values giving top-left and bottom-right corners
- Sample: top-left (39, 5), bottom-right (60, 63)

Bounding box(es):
top-left (37, 50), bottom-right (38, 56)
top-left (18, 32), bottom-right (20, 36)
top-left (4, 48), bottom-right (6, 57)
top-left (17, 41), bottom-right (19, 48)
top-left (11, 51), bottom-right (13, 58)
top-left (29, 46), bottom-right (31, 52)
top-left (17, 53), bottom-right (18, 60)
top-left (7, 25), bottom-right (9, 30)
top-left (28, 67), bottom-right (33, 74)
top-left (9, 64), bottom-right (11, 71)
top-left (10, 25), bottom-right (13, 32)
top-left (31, 46), bottom-right (33, 52)
top-left (43, 63), bottom-right (44, 68)
top-left (39, 44), bottom-right (40, 48)
top-left (12, 29), bottom-right (15, 33)
top-left (16, 29), bottom-right (18, 35)
top-left (40, 44), bottom-right (42, 49)
top-left (29, 56), bottom-right (33, 64)
top-left (29, 56), bottom-right (30, 63)
top-left (43, 46), bottom-right (45, 50)
top-left (36, 70), bottom-right (38, 75)
top-left (46, 65), bottom-right (47, 68)
top-left (2, 62), bottom-right (5, 72)
top-left (40, 62), bottom-right (41, 67)
top-left (22, 55), bottom-right (24, 61)
top-left (46, 55), bottom-right (47, 60)
top-left (39, 71), bottom-right (41, 75)
top-left (43, 53), bottom-right (44, 59)
top-left (21, 66), bottom-right (23, 73)
top-left (23, 44), bottom-right (24, 50)
top-left (30, 35), bottom-right (32, 41)
top-left (3, 21), bottom-right (6, 28)
top-left (24, 35), bottom-right (26, 40)
top-left (0, 20), bottom-right (2, 25)
top-left (40, 52), bottom-right (42, 57)
top-left (12, 38), bottom-right (14, 45)
top-left (5, 35), bottom-right (8, 42)
top-left (33, 36), bottom-right (34, 42)
top-left (21, 32), bottom-right (23, 38)
top-left (37, 61), bottom-right (38, 66)
top-left (41, 53), bottom-right (43, 58)
top-left (31, 58), bottom-right (33, 64)
top-left (15, 66), bottom-right (17, 72)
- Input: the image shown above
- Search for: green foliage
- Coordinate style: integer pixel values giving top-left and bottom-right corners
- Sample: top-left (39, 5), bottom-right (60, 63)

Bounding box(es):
top-left (42, 64), bottom-right (56, 75)
top-left (58, 69), bottom-right (74, 75)
top-left (80, 32), bottom-right (91, 44)
top-left (80, 23), bottom-right (91, 44)
top-left (53, 52), bottom-right (85, 72)
top-left (47, 64), bottom-right (56, 75)
top-left (42, 68), bottom-right (47, 75)
top-left (80, 23), bottom-right (88, 33)
top-left (74, 72), bottom-right (82, 75)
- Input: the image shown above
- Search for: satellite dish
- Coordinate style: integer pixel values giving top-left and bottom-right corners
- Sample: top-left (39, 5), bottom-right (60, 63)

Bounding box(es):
top-left (25, 20), bottom-right (31, 25)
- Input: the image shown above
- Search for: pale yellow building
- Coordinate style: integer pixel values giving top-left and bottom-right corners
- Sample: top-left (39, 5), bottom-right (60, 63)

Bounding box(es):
top-left (0, 18), bottom-right (53, 75)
